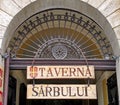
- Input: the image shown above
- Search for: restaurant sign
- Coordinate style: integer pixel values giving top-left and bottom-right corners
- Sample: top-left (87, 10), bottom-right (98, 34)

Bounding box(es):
top-left (27, 65), bottom-right (95, 79)
top-left (27, 84), bottom-right (96, 99)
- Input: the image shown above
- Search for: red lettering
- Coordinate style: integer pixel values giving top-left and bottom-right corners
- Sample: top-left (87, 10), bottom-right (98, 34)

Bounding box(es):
top-left (47, 68), bottom-right (53, 77)
top-left (70, 68), bottom-right (76, 76)
top-left (39, 68), bottom-right (45, 76)
top-left (85, 68), bottom-right (92, 76)
top-left (77, 68), bottom-right (84, 76)
top-left (61, 68), bottom-right (68, 76)
top-left (54, 68), bottom-right (61, 76)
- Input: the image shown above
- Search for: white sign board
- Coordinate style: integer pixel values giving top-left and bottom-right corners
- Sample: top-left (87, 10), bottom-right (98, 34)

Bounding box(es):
top-left (27, 65), bottom-right (95, 79)
top-left (27, 84), bottom-right (97, 99)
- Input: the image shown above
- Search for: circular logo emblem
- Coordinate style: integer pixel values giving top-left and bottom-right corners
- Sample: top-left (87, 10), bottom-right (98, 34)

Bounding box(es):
top-left (52, 43), bottom-right (67, 59)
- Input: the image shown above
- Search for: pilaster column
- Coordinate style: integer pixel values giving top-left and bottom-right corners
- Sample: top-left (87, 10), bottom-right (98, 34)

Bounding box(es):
top-left (3, 49), bottom-right (10, 105)
top-left (116, 58), bottom-right (120, 105)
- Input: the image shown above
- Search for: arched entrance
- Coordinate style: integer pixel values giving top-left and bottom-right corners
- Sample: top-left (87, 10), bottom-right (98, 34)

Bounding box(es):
top-left (1, 1), bottom-right (119, 105)
top-left (8, 8), bottom-right (113, 59)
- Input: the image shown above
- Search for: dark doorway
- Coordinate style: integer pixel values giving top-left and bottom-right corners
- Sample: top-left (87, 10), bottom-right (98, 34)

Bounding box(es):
top-left (7, 76), bottom-right (16, 105)
top-left (19, 83), bottom-right (26, 105)
top-left (30, 100), bottom-right (83, 105)
top-left (29, 99), bottom-right (97, 105)
top-left (107, 73), bottom-right (119, 105)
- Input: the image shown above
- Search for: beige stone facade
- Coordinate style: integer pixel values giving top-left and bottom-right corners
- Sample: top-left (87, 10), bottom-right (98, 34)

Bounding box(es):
top-left (0, 0), bottom-right (120, 105)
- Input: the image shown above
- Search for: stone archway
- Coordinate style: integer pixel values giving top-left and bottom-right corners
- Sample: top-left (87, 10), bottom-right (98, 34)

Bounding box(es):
top-left (1, 0), bottom-right (120, 104)
top-left (2, 0), bottom-right (119, 54)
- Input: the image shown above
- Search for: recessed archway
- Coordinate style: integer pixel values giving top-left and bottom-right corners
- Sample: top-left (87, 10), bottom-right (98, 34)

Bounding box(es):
top-left (7, 8), bottom-right (113, 60)
top-left (2, 0), bottom-right (119, 55)
top-left (1, 0), bottom-right (119, 105)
